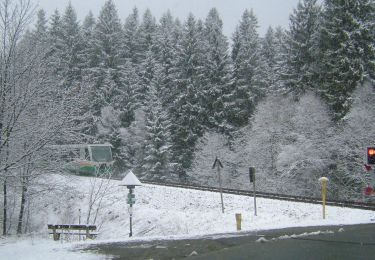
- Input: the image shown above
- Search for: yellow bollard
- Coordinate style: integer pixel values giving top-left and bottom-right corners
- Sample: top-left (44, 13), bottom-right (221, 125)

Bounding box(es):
top-left (318, 177), bottom-right (329, 219)
top-left (235, 213), bottom-right (242, 231)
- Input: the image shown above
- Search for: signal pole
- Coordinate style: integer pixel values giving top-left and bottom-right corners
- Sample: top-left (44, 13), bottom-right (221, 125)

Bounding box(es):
top-left (213, 157), bottom-right (224, 213)
top-left (249, 167), bottom-right (257, 216)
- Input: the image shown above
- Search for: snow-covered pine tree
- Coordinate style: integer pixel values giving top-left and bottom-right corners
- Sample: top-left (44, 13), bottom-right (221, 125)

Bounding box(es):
top-left (90, 0), bottom-right (125, 116)
top-left (138, 48), bottom-right (156, 106)
top-left (31, 9), bottom-right (48, 45)
top-left (123, 7), bottom-right (140, 65)
top-left (283, 0), bottom-right (322, 97)
top-left (86, 0), bottom-right (136, 173)
top-left (202, 8), bottom-right (232, 132)
top-left (46, 10), bottom-right (64, 80)
top-left (153, 11), bottom-right (180, 109)
top-left (228, 9), bottom-right (264, 127)
top-left (59, 3), bottom-right (84, 88)
top-left (261, 27), bottom-right (278, 91)
top-left (81, 11), bottom-right (96, 73)
top-left (316, 0), bottom-right (375, 121)
top-left (137, 9), bottom-right (157, 63)
top-left (44, 4), bottom-right (84, 91)
top-left (169, 13), bottom-right (207, 180)
top-left (119, 60), bottom-right (138, 128)
top-left (272, 26), bottom-right (288, 92)
top-left (142, 74), bottom-right (171, 181)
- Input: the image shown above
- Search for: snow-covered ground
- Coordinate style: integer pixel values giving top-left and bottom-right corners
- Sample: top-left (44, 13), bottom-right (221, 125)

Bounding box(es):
top-left (1, 174), bottom-right (375, 259)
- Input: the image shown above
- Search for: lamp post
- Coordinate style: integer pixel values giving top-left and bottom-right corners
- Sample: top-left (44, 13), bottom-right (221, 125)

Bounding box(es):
top-left (119, 170), bottom-right (142, 237)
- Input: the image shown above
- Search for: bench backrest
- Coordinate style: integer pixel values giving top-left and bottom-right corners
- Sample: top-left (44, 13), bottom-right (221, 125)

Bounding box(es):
top-left (47, 224), bottom-right (96, 231)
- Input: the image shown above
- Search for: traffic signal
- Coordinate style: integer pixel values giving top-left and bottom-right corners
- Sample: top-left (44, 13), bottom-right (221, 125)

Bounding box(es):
top-left (249, 167), bottom-right (255, 183)
top-left (367, 147), bottom-right (375, 165)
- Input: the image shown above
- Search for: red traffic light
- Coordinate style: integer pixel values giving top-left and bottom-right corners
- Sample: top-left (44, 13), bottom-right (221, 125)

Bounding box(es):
top-left (367, 147), bottom-right (375, 165)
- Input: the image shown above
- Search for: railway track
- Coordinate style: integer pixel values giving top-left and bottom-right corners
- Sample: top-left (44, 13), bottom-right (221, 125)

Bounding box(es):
top-left (141, 180), bottom-right (375, 211)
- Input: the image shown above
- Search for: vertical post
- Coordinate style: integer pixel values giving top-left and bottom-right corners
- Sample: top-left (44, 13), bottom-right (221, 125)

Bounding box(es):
top-left (322, 181), bottom-right (327, 219)
top-left (78, 209), bottom-right (81, 241)
top-left (319, 177), bottom-right (329, 219)
top-left (249, 167), bottom-right (257, 216)
top-left (52, 226), bottom-right (58, 241)
top-left (217, 164), bottom-right (224, 213)
top-left (235, 213), bottom-right (242, 231)
top-left (129, 188), bottom-right (133, 237)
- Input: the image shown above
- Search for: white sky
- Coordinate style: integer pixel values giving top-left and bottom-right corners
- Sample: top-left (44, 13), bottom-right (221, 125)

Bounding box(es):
top-left (36, 0), bottom-right (299, 37)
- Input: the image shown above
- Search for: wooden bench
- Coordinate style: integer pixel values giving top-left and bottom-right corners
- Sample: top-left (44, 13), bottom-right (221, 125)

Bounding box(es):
top-left (47, 224), bottom-right (97, 241)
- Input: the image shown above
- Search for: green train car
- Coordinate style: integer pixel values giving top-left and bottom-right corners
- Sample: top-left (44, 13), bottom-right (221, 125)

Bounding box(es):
top-left (60, 144), bottom-right (114, 175)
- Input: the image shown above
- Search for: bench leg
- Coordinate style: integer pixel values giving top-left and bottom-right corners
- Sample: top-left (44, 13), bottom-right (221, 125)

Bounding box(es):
top-left (86, 229), bottom-right (90, 240)
top-left (53, 229), bottom-right (60, 241)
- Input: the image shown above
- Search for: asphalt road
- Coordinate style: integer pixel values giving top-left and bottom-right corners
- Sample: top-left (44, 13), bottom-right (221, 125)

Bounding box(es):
top-left (83, 224), bottom-right (375, 260)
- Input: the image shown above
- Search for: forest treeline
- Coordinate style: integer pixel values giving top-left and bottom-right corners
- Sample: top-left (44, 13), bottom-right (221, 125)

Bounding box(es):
top-left (24, 0), bottom-right (374, 178)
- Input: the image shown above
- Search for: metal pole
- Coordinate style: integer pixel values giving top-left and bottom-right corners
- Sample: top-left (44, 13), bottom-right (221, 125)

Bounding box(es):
top-left (322, 181), bottom-right (326, 219)
top-left (217, 164), bottom-right (225, 213)
top-left (249, 167), bottom-right (257, 216)
top-left (129, 188), bottom-right (133, 237)
top-left (129, 205), bottom-right (133, 237)
top-left (78, 209), bottom-right (81, 241)
top-left (253, 178), bottom-right (257, 216)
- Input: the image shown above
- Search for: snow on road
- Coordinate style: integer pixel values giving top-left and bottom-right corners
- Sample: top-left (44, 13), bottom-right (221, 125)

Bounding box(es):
top-left (1, 175), bottom-right (374, 259)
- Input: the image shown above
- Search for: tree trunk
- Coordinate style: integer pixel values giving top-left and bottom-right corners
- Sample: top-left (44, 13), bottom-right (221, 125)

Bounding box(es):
top-left (17, 176), bottom-right (27, 234)
top-left (3, 178), bottom-right (7, 236)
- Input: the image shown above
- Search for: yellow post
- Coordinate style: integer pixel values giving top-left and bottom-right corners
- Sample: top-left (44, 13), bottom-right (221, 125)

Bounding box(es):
top-left (235, 213), bottom-right (242, 231)
top-left (318, 177), bottom-right (329, 219)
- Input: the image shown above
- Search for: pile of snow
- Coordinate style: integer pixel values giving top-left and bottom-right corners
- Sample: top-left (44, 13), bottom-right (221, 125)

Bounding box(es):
top-left (1, 174), bottom-right (375, 259)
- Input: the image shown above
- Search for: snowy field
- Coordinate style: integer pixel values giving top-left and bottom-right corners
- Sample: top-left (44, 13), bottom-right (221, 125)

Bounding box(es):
top-left (1, 174), bottom-right (375, 259)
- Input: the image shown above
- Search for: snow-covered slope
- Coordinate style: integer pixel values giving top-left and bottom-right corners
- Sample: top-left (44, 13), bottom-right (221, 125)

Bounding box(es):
top-left (1, 173), bottom-right (374, 259)
top-left (28, 174), bottom-right (375, 239)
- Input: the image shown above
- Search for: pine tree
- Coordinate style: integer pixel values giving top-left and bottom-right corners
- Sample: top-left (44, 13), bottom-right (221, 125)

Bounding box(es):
top-left (283, 0), bottom-right (322, 97)
top-left (90, 0), bottom-right (125, 116)
top-left (88, 0), bottom-right (136, 173)
top-left (273, 26), bottom-right (288, 92)
top-left (138, 48), bottom-right (156, 105)
top-left (59, 3), bottom-right (84, 88)
top-left (119, 60), bottom-right (138, 127)
top-left (45, 4), bottom-right (84, 89)
top-left (154, 11), bottom-right (180, 109)
top-left (261, 27), bottom-right (277, 89)
top-left (202, 8), bottom-right (232, 131)
top-left (81, 11), bottom-right (96, 72)
top-left (169, 14), bottom-right (207, 179)
top-left (47, 10), bottom-right (63, 79)
top-left (138, 9), bottom-right (157, 62)
top-left (317, 0), bottom-right (375, 120)
top-left (142, 76), bottom-right (171, 180)
top-left (228, 9), bottom-right (264, 127)
top-left (123, 7), bottom-right (140, 64)
top-left (31, 9), bottom-right (48, 45)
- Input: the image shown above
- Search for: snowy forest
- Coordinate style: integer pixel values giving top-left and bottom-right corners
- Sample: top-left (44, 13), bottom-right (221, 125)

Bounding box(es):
top-left (0, 0), bottom-right (374, 235)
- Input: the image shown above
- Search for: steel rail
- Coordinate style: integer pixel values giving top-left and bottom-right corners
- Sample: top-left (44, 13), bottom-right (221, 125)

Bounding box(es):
top-left (141, 180), bottom-right (375, 211)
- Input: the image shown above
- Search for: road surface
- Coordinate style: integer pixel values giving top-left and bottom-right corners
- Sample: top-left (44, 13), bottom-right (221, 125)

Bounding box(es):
top-left (83, 224), bottom-right (375, 259)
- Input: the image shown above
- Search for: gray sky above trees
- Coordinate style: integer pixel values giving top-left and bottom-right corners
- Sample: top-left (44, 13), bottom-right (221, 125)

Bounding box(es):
top-left (36, 0), bottom-right (299, 37)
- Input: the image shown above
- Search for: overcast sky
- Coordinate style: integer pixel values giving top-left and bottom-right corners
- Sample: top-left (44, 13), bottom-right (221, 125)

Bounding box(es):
top-left (36, 0), bottom-right (299, 37)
